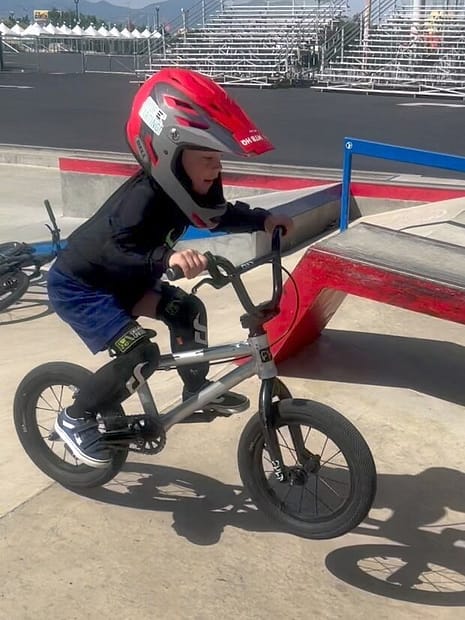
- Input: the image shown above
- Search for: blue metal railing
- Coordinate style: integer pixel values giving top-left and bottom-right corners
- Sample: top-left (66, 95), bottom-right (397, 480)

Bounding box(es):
top-left (340, 137), bottom-right (465, 231)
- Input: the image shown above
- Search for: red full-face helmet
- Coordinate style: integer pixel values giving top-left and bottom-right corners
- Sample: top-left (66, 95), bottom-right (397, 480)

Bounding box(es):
top-left (126, 68), bottom-right (274, 228)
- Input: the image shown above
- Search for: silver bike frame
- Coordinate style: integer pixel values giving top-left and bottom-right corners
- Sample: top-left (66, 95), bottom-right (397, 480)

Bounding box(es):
top-left (136, 335), bottom-right (277, 431)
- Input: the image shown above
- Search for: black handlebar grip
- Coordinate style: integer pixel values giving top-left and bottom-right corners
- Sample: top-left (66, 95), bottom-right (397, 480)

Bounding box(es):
top-left (165, 265), bottom-right (184, 281)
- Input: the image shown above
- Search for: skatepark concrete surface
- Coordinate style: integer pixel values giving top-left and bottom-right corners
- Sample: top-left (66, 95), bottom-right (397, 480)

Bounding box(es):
top-left (1, 161), bottom-right (465, 620)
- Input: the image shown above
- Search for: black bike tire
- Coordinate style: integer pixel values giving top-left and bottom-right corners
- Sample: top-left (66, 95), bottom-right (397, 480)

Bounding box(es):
top-left (0, 270), bottom-right (30, 311)
top-left (13, 362), bottom-right (128, 489)
top-left (237, 399), bottom-right (377, 539)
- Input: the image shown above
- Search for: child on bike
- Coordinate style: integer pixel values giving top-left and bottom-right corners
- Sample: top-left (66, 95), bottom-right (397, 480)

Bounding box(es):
top-left (47, 68), bottom-right (293, 468)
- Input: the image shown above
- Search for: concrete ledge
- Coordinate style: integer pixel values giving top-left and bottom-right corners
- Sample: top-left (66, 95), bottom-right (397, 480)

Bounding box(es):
top-left (176, 184), bottom-right (342, 264)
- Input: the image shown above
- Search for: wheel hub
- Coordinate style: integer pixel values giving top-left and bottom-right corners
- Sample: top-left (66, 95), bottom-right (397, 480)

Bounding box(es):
top-left (304, 453), bottom-right (321, 474)
top-left (288, 466), bottom-right (308, 486)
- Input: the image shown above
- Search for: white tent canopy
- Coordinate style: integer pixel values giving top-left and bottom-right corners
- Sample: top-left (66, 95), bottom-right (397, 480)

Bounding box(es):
top-left (0, 22), bottom-right (12, 35)
top-left (22, 23), bottom-right (46, 36)
top-left (57, 24), bottom-right (72, 35)
top-left (44, 23), bottom-right (59, 35)
top-left (97, 25), bottom-right (110, 37)
top-left (1, 22), bottom-right (161, 40)
top-left (108, 26), bottom-right (122, 38)
top-left (10, 23), bottom-right (25, 35)
top-left (85, 25), bottom-right (99, 37)
top-left (71, 24), bottom-right (85, 36)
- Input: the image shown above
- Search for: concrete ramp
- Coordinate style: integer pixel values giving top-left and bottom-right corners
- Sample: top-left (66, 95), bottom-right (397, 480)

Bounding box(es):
top-left (176, 183), bottom-right (341, 263)
top-left (268, 222), bottom-right (465, 363)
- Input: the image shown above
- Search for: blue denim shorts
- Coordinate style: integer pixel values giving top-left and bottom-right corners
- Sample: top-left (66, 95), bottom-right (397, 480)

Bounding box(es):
top-left (47, 264), bottom-right (133, 354)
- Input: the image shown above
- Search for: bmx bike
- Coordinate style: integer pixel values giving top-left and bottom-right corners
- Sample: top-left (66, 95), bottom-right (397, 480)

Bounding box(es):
top-left (14, 228), bottom-right (377, 539)
top-left (0, 199), bottom-right (61, 312)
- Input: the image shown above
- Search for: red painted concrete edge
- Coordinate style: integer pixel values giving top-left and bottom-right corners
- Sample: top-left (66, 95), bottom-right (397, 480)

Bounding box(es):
top-left (58, 158), bottom-right (330, 190)
top-left (266, 248), bottom-right (465, 363)
top-left (58, 157), bottom-right (465, 201)
top-left (350, 182), bottom-right (465, 202)
top-left (59, 158), bottom-right (140, 176)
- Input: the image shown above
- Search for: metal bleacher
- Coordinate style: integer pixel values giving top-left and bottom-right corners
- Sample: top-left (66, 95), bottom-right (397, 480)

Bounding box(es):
top-left (141, 0), bottom-right (347, 87)
top-left (315, 0), bottom-right (465, 98)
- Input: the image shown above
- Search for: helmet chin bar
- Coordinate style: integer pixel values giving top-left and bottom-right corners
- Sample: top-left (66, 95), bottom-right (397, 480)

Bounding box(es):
top-left (154, 161), bottom-right (227, 229)
top-left (191, 213), bottom-right (215, 229)
top-left (148, 144), bottom-right (228, 228)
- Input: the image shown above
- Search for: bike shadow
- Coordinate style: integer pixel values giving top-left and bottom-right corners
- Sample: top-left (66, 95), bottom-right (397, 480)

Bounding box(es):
top-left (0, 275), bottom-right (54, 325)
top-left (78, 463), bottom-right (464, 560)
top-left (79, 462), bottom-right (277, 545)
top-left (278, 329), bottom-right (465, 406)
top-left (325, 466), bottom-right (465, 606)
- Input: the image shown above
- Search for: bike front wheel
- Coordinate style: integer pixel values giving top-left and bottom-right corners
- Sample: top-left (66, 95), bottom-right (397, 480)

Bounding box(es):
top-left (237, 399), bottom-right (377, 539)
top-left (0, 270), bottom-right (29, 311)
top-left (14, 362), bottom-right (128, 489)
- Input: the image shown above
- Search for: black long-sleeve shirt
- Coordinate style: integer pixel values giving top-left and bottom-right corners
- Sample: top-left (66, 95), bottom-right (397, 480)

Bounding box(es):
top-left (56, 170), bottom-right (268, 307)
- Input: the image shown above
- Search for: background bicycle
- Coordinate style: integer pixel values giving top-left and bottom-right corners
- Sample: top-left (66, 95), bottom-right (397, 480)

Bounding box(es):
top-left (0, 199), bottom-right (62, 312)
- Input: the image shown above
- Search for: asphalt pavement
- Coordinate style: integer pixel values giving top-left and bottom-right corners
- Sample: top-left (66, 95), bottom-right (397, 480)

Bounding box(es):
top-left (1, 72), bottom-right (465, 177)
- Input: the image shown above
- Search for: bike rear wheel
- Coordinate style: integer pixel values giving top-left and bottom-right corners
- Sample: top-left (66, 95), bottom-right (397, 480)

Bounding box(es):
top-left (0, 270), bottom-right (29, 311)
top-left (14, 362), bottom-right (128, 489)
top-left (237, 399), bottom-right (377, 539)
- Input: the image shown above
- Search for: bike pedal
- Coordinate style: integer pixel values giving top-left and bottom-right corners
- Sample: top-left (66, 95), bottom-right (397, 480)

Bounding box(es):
top-left (179, 410), bottom-right (233, 424)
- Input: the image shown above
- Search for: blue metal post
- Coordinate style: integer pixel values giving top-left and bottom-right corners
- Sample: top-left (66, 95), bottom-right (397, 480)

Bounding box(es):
top-left (340, 139), bottom-right (353, 231)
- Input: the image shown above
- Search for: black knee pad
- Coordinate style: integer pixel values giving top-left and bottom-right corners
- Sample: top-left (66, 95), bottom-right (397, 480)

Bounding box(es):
top-left (72, 324), bottom-right (161, 414)
top-left (108, 323), bottom-right (160, 394)
top-left (156, 285), bottom-right (208, 349)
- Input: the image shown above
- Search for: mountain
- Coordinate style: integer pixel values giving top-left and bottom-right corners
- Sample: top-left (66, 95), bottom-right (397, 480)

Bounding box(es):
top-left (0, 1), bottom-right (203, 28)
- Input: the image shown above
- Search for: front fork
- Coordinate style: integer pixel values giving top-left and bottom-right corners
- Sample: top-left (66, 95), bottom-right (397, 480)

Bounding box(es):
top-left (259, 377), bottom-right (309, 483)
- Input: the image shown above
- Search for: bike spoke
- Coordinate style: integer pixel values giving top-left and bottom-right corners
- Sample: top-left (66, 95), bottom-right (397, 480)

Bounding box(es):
top-left (37, 423), bottom-right (52, 435)
top-left (278, 443), bottom-right (298, 465)
top-left (38, 393), bottom-right (57, 412)
top-left (303, 483), bottom-right (336, 514)
top-left (49, 385), bottom-right (64, 409)
top-left (319, 473), bottom-right (350, 489)
top-left (318, 475), bottom-right (344, 498)
top-left (277, 428), bottom-right (297, 458)
top-left (321, 448), bottom-right (346, 467)
top-left (36, 405), bottom-right (59, 413)
top-left (263, 453), bottom-right (273, 467)
top-left (279, 484), bottom-right (294, 508)
top-left (302, 425), bottom-right (312, 446)
top-left (319, 435), bottom-right (330, 459)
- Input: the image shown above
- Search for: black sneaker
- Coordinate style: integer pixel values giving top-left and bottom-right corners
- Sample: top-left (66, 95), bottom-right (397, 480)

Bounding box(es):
top-left (183, 381), bottom-right (250, 415)
top-left (54, 409), bottom-right (111, 468)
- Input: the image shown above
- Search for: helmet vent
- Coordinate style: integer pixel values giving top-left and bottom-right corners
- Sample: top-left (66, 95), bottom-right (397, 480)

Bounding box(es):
top-left (164, 95), bottom-right (195, 112)
top-left (176, 116), bottom-right (209, 130)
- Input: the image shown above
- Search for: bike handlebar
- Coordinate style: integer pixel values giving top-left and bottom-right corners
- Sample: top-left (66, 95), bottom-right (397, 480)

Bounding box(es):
top-left (166, 227), bottom-right (284, 321)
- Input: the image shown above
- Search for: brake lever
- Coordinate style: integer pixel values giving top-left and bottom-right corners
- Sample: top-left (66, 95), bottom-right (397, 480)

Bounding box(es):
top-left (191, 253), bottom-right (233, 295)
top-left (191, 278), bottom-right (215, 295)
